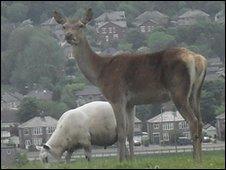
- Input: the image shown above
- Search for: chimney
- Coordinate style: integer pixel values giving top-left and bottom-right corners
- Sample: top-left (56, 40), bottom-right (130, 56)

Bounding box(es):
top-left (40, 111), bottom-right (46, 121)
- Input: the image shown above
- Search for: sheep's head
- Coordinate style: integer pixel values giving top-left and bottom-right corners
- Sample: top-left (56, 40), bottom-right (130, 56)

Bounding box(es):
top-left (36, 144), bottom-right (50, 163)
top-left (53, 8), bottom-right (93, 46)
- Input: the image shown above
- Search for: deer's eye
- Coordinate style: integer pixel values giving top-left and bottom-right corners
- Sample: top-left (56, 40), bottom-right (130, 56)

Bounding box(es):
top-left (62, 26), bottom-right (66, 29)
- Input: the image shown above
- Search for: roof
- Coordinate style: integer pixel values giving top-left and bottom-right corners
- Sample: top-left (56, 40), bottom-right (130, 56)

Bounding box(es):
top-left (216, 113), bottom-right (225, 119)
top-left (134, 116), bottom-right (142, 123)
top-left (102, 47), bottom-right (118, 55)
top-left (95, 11), bottom-right (127, 29)
top-left (178, 10), bottom-right (210, 18)
top-left (95, 11), bottom-right (126, 22)
top-left (97, 20), bottom-right (127, 29)
top-left (75, 85), bottom-right (102, 96)
top-left (41, 17), bottom-right (58, 26)
top-left (25, 89), bottom-right (53, 100)
top-left (203, 123), bottom-right (216, 130)
top-left (133, 10), bottom-right (169, 26)
top-left (147, 111), bottom-right (184, 123)
top-left (18, 116), bottom-right (58, 128)
top-left (1, 92), bottom-right (24, 103)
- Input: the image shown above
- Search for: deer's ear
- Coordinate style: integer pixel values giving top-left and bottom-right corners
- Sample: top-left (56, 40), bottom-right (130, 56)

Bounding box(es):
top-left (81, 8), bottom-right (93, 25)
top-left (53, 10), bottom-right (67, 25)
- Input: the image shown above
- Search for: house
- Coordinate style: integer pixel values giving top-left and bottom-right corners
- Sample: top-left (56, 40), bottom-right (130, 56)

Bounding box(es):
top-left (216, 113), bottom-right (225, 140)
top-left (206, 57), bottom-right (224, 81)
top-left (1, 92), bottom-right (24, 111)
top-left (25, 89), bottom-right (53, 101)
top-left (18, 115), bottom-right (58, 150)
top-left (177, 9), bottom-right (210, 26)
top-left (41, 17), bottom-right (73, 60)
top-left (134, 116), bottom-right (142, 134)
top-left (94, 11), bottom-right (127, 44)
top-left (147, 111), bottom-right (190, 145)
top-left (215, 9), bottom-right (225, 24)
top-left (75, 85), bottom-right (106, 106)
top-left (1, 144), bottom-right (18, 167)
top-left (1, 122), bottom-right (19, 147)
top-left (132, 11), bottom-right (169, 33)
top-left (203, 123), bottom-right (217, 138)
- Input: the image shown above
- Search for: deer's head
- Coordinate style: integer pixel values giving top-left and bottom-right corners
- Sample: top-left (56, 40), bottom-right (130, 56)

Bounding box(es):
top-left (53, 8), bottom-right (93, 45)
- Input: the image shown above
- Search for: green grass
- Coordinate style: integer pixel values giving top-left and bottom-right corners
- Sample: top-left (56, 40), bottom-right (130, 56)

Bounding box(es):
top-left (8, 150), bottom-right (225, 169)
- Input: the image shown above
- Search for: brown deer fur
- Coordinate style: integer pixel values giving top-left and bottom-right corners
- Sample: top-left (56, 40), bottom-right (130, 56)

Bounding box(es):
top-left (53, 8), bottom-right (207, 162)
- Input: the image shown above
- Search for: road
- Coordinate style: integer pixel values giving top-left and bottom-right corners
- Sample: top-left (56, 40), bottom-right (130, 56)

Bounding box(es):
top-left (26, 141), bottom-right (225, 161)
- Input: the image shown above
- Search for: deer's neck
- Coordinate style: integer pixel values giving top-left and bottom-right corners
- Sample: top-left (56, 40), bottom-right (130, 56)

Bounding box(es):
top-left (72, 36), bottom-right (103, 86)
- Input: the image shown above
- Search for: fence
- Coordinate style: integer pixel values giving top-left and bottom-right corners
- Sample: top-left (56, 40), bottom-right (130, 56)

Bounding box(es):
top-left (27, 145), bottom-right (225, 161)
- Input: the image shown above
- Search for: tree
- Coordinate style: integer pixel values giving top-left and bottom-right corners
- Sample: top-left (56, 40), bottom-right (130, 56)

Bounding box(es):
top-left (17, 97), bottom-right (69, 122)
top-left (7, 26), bottom-right (65, 93)
top-left (6, 2), bottom-right (28, 23)
top-left (147, 31), bottom-right (176, 52)
top-left (200, 79), bottom-right (225, 123)
top-left (123, 29), bottom-right (147, 49)
top-left (61, 83), bottom-right (85, 109)
top-left (17, 97), bottom-right (40, 122)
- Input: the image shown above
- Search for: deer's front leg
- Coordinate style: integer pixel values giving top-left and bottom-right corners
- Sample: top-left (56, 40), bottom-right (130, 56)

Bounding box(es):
top-left (112, 103), bottom-right (127, 162)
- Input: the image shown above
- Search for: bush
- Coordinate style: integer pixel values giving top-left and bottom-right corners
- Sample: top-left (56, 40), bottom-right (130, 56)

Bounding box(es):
top-left (15, 153), bottom-right (29, 166)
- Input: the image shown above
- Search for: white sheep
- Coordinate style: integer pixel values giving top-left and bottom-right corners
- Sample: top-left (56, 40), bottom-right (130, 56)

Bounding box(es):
top-left (36, 101), bottom-right (117, 163)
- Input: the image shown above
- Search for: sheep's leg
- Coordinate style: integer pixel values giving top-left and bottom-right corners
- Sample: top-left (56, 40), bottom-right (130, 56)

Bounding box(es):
top-left (111, 102), bottom-right (127, 162)
top-left (65, 149), bottom-right (73, 163)
top-left (126, 105), bottom-right (135, 160)
top-left (84, 145), bottom-right (91, 161)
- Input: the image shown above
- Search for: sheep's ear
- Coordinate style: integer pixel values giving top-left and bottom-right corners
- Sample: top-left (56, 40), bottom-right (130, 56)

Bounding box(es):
top-left (81, 8), bottom-right (93, 25)
top-left (53, 10), bottom-right (67, 25)
top-left (36, 145), bottom-right (42, 151)
top-left (43, 144), bottom-right (50, 150)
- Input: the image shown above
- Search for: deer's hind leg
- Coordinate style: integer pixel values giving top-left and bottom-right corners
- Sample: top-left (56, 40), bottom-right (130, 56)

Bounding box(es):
top-left (168, 67), bottom-right (200, 162)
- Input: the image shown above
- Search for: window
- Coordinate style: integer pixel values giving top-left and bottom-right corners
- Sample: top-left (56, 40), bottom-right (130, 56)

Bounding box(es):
top-left (102, 28), bottom-right (107, 34)
top-left (163, 123), bottom-right (174, 130)
top-left (23, 129), bottom-right (29, 135)
top-left (147, 26), bottom-right (151, 32)
top-left (25, 140), bottom-right (31, 146)
top-left (153, 123), bottom-right (159, 129)
top-left (183, 132), bottom-right (190, 139)
top-left (32, 127), bottom-right (42, 135)
top-left (163, 132), bottom-right (169, 141)
top-left (105, 35), bottom-right (109, 42)
top-left (113, 27), bottom-right (116, 33)
top-left (140, 26), bottom-right (145, 32)
top-left (32, 138), bottom-right (42, 145)
top-left (179, 121), bottom-right (188, 129)
top-left (109, 27), bottom-right (112, 33)
top-left (113, 34), bottom-right (118, 39)
top-left (6, 149), bottom-right (11, 155)
top-left (46, 126), bottom-right (55, 134)
top-left (134, 123), bottom-right (140, 129)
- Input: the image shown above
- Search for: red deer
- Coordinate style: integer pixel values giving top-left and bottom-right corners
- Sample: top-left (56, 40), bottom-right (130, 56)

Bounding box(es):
top-left (53, 8), bottom-right (207, 162)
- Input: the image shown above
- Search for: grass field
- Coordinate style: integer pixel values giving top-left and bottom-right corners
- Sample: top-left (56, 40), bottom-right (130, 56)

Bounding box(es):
top-left (8, 150), bottom-right (225, 169)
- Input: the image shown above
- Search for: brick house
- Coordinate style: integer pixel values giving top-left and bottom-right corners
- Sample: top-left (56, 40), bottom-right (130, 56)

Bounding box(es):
top-left (216, 113), bottom-right (225, 140)
top-left (1, 92), bottom-right (24, 111)
top-left (203, 123), bottom-right (217, 138)
top-left (94, 11), bottom-right (127, 44)
top-left (75, 85), bottom-right (106, 106)
top-left (18, 115), bottom-right (57, 150)
top-left (177, 9), bottom-right (210, 26)
top-left (132, 11), bottom-right (169, 34)
top-left (134, 116), bottom-right (142, 134)
top-left (147, 111), bottom-right (190, 145)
